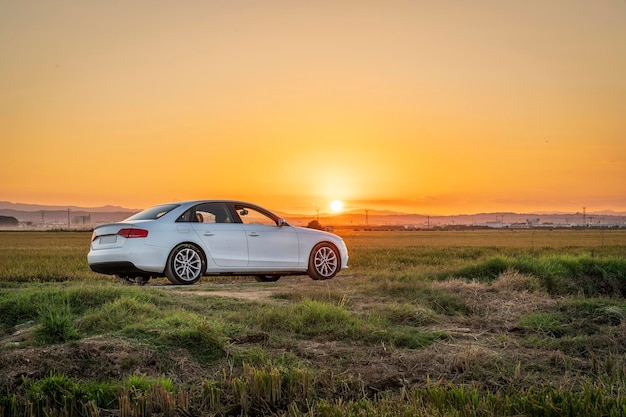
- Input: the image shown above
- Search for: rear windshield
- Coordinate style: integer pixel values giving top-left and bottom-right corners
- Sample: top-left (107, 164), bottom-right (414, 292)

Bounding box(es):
top-left (125, 204), bottom-right (180, 221)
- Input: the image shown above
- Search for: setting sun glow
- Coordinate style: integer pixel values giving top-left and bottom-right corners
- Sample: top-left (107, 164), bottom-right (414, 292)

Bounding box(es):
top-left (1, 2), bottom-right (625, 215)
top-left (330, 200), bottom-right (344, 213)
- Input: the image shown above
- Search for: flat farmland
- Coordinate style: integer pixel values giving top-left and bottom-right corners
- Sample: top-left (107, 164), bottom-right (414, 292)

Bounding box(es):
top-left (1, 229), bottom-right (623, 282)
top-left (1, 230), bottom-right (625, 416)
top-left (343, 228), bottom-right (626, 248)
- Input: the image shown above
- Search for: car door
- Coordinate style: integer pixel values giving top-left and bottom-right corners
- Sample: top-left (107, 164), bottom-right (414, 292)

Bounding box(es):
top-left (235, 205), bottom-right (300, 268)
top-left (188, 203), bottom-right (248, 268)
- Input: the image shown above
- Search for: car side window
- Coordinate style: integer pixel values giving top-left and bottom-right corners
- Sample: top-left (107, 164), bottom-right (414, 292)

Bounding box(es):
top-left (196, 203), bottom-right (233, 224)
top-left (236, 206), bottom-right (277, 226)
top-left (177, 203), bottom-right (233, 224)
top-left (176, 209), bottom-right (194, 223)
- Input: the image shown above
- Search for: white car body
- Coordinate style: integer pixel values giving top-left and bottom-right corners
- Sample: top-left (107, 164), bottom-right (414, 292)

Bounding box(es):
top-left (88, 200), bottom-right (348, 285)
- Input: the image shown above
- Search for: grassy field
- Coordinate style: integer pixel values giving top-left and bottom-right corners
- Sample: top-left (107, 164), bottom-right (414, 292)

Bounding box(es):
top-left (0, 230), bottom-right (625, 416)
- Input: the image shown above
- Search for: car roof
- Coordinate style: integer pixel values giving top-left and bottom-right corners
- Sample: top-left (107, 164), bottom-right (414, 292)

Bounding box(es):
top-left (168, 200), bottom-right (258, 207)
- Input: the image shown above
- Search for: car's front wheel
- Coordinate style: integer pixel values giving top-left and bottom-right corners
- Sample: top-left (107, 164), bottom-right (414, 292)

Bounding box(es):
top-left (165, 244), bottom-right (205, 285)
top-left (307, 243), bottom-right (340, 280)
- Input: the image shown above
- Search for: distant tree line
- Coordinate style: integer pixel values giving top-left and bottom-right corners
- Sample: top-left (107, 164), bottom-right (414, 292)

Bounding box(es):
top-left (0, 216), bottom-right (18, 226)
top-left (307, 220), bottom-right (323, 230)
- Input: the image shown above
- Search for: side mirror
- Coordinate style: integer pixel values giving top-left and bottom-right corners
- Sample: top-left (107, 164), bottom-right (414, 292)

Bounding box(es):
top-left (277, 218), bottom-right (288, 227)
top-left (239, 209), bottom-right (248, 216)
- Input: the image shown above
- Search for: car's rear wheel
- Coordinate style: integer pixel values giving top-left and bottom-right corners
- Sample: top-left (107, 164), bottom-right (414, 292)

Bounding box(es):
top-left (307, 243), bottom-right (340, 280)
top-left (254, 275), bottom-right (281, 282)
top-left (165, 244), bottom-right (205, 285)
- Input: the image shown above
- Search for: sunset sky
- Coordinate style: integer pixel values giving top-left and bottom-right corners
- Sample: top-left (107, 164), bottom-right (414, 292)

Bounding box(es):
top-left (1, 1), bottom-right (625, 215)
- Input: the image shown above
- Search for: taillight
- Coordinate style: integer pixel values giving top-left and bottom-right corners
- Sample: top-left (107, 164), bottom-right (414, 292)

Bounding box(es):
top-left (117, 228), bottom-right (149, 238)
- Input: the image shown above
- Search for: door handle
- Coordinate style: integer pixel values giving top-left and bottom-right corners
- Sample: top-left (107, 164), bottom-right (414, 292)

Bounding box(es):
top-left (248, 232), bottom-right (259, 237)
top-left (203, 232), bottom-right (214, 236)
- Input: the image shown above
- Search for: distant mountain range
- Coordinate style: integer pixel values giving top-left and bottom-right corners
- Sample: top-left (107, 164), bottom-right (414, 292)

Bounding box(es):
top-left (0, 202), bottom-right (139, 228)
top-left (1, 202), bottom-right (625, 229)
top-left (0, 201), bottom-right (139, 213)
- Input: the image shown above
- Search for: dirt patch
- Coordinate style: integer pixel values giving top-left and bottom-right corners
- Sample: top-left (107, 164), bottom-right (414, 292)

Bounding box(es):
top-left (0, 336), bottom-right (190, 390)
top-left (179, 289), bottom-right (279, 303)
top-left (155, 275), bottom-right (316, 302)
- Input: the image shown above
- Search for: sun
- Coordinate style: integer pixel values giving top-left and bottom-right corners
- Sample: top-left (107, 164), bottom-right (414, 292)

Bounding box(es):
top-left (330, 200), bottom-right (344, 212)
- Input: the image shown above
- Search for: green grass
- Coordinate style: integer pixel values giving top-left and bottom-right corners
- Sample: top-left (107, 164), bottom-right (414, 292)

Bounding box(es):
top-left (0, 284), bottom-right (165, 332)
top-left (35, 300), bottom-right (81, 344)
top-left (242, 299), bottom-right (446, 349)
top-left (447, 255), bottom-right (626, 296)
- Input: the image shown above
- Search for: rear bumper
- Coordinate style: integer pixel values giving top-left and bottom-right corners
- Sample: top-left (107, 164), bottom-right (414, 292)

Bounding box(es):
top-left (88, 240), bottom-right (168, 275)
top-left (89, 261), bottom-right (156, 277)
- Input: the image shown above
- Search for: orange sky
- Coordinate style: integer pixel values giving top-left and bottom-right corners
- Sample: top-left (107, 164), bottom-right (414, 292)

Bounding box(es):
top-left (1, 1), bottom-right (625, 215)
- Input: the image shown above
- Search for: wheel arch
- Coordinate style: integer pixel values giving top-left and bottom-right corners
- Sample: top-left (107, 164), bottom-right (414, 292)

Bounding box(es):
top-left (164, 241), bottom-right (209, 275)
top-left (313, 240), bottom-right (341, 264)
top-left (307, 240), bottom-right (342, 280)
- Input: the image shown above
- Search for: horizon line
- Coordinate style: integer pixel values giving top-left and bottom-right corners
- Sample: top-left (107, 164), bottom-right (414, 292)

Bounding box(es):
top-left (1, 201), bottom-right (626, 218)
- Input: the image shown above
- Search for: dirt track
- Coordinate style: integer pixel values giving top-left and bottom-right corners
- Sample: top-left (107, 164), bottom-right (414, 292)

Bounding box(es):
top-left (153, 275), bottom-right (332, 302)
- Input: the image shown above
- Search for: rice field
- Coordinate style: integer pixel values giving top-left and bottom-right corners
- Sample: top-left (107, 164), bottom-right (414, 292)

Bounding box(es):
top-left (0, 229), bottom-right (623, 283)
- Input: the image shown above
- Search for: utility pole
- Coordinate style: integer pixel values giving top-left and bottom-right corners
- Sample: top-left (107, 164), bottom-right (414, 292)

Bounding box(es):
top-left (67, 208), bottom-right (71, 230)
top-left (582, 207), bottom-right (586, 227)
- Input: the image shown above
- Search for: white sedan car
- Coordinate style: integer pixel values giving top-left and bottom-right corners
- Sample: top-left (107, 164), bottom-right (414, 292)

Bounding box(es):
top-left (88, 200), bottom-right (348, 285)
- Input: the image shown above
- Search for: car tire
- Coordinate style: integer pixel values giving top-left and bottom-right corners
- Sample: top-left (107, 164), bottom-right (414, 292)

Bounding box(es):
top-left (254, 275), bottom-right (281, 282)
top-left (307, 243), bottom-right (340, 280)
top-left (165, 243), bottom-right (205, 285)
